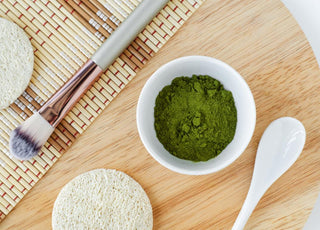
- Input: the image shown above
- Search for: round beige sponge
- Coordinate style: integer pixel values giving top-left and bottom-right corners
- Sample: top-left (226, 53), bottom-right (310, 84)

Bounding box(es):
top-left (52, 169), bottom-right (153, 230)
top-left (0, 18), bottom-right (34, 109)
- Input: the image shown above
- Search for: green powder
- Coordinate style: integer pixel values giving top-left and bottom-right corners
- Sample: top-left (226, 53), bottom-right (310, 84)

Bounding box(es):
top-left (154, 75), bottom-right (237, 162)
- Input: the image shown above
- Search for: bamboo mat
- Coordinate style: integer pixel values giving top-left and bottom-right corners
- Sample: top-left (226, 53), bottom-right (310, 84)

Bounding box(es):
top-left (0, 0), bottom-right (204, 221)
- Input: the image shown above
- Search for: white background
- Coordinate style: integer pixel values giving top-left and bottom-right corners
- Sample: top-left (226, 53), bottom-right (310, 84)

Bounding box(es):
top-left (281, 1), bottom-right (319, 229)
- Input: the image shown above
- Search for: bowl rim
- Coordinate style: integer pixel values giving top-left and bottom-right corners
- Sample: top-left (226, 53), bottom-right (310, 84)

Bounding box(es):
top-left (136, 55), bottom-right (256, 175)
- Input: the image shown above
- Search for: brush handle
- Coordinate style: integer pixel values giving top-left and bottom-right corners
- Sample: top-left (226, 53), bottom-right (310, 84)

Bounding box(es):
top-left (39, 0), bottom-right (169, 127)
top-left (39, 60), bottom-right (102, 127)
top-left (92, 0), bottom-right (169, 70)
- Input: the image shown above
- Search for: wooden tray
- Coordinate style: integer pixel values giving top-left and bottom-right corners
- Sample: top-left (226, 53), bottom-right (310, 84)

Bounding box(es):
top-left (2, 0), bottom-right (320, 229)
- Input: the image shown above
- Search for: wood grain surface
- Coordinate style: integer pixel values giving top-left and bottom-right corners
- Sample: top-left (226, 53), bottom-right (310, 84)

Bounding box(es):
top-left (2, 0), bottom-right (320, 229)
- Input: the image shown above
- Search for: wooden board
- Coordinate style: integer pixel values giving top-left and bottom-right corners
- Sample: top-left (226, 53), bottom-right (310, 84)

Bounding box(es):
top-left (2, 0), bottom-right (320, 229)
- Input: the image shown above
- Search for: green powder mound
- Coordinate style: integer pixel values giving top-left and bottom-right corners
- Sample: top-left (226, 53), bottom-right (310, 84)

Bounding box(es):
top-left (154, 75), bottom-right (237, 162)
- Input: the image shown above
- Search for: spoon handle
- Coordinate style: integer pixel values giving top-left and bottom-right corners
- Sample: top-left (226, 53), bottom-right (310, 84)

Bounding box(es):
top-left (232, 188), bottom-right (263, 230)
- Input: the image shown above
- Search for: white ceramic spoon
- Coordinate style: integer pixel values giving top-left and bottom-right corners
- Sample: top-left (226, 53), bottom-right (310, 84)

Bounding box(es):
top-left (232, 117), bottom-right (306, 230)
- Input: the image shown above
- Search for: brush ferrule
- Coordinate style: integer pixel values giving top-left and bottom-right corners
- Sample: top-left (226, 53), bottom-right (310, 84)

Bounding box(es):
top-left (39, 59), bottom-right (103, 127)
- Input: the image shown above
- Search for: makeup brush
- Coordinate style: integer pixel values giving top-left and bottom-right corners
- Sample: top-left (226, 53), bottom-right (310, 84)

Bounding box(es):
top-left (9, 0), bottom-right (169, 160)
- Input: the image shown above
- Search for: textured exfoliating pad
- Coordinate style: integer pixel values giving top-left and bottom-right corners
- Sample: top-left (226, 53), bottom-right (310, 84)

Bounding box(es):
top-left (0, 17), bottom-right (34, 109)
top-left (52, 169), bottom-right (153, 230)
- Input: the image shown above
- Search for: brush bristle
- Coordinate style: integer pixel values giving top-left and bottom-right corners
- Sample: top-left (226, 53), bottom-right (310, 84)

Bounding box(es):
top-left (9, 112), bottom-right (54, 160)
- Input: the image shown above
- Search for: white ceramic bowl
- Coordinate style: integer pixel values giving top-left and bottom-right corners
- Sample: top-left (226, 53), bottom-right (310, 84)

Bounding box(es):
top-left (137, 56), bottom-right (256, 175)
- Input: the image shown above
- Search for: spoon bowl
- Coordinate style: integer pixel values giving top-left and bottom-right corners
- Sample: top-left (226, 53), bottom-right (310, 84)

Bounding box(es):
top-left (232, 117), bottom-right (306, 230)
